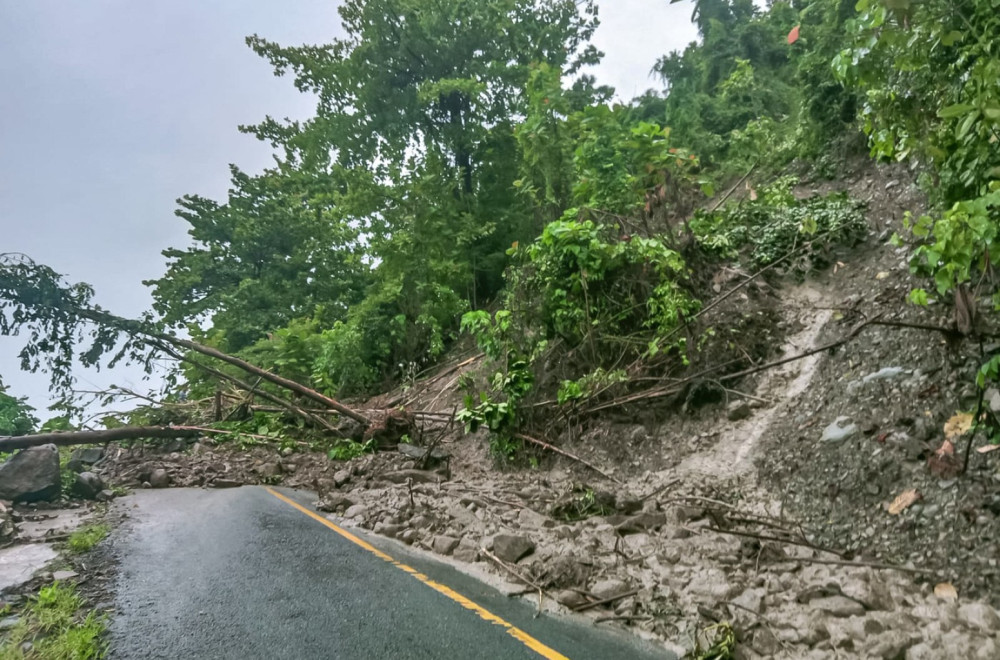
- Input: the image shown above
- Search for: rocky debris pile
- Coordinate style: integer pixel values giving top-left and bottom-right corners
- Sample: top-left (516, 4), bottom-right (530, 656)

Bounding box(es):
top-left (0, 445), bottom-right (60, 503)
top-left (308, 441), bottom-right (1000, 658)
top-left (94, 439), bottom-right (381, 493)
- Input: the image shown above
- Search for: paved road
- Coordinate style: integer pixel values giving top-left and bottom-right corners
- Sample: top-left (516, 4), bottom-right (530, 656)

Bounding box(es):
top-left (108, 487), bottom-right (672, 659)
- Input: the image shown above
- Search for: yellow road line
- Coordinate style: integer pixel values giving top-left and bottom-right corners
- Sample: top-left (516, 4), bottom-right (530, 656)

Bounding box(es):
top-left (265, 487), bottom-right (570, 660)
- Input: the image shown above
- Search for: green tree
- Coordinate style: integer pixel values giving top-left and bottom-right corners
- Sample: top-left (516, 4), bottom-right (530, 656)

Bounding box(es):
top-left (146, 167), bottom-right (370, 352)
top-left (0, 380), bottom-right (37, 437)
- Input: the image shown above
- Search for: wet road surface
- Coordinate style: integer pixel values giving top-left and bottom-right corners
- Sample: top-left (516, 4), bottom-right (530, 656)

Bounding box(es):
top-left (108, 486), bottom-right (672, 659)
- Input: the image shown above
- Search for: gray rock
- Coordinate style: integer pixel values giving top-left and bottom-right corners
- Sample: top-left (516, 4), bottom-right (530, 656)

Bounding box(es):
top-left (957, 602), bottom-right (1000, 632)
top-left (493, 534), bottom-right (535, 563)
top-left (256, 463), bottom-right (282, 479)
top-left (811, 595), bottom-right (865, 617)
top-left (556, 590), bottom-right (589, 609)
top-left (211, 478), bottom-right (242, 488)
top-left (867, 630), bottom-right (919, 659)
top-left (616, 511), bottom-right (667, 534)
top-left (0, 445), bottom-right (61, 502)
top-left (0, 616), bottom-right (19, 632)
top-left (96, 489), bottom-right (116, 502)
top-left (453, 539), bottom-right (479, 563)
top-left (66, 447), bottom-right (104, 473)
top-left (727, 400), bottom-right (751, 421)
top-left (821, 417), bottom-right (860, 443)
top-left (987, 388), bottom-right (1000, 415)
top-left (52, 570), bottom-right (79, 581)
top-left (374, 523), bottom-right (402, 539)
top-left (863, 367), bottom-right (909, 384)
top-left (590, 578), bottom-right (629, 600)
top-left (316, 493), bottom-right (354, 513)
top-left (431, 535), bottom-right (460, 555)
top-left (73, 472), bottom-right (105, 499)
top-left (516, 508), bottom-right (548, 528)
top-left (333, 470), bottom-right (351, 487)
top-left (400, 529), bottom-right (417, 545)
top-left (148, 468), bottom-right (170, 488)
top-left (344, 504), bottom-right (368, 519)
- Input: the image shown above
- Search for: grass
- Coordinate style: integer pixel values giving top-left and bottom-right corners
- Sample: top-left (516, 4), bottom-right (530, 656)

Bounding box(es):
top-left (66, 525), bottom-right (109, 554)
top-left (0, 583), bottom-right (106, 660)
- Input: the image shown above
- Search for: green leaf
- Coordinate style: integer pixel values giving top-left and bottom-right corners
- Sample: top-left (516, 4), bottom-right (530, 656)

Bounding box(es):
top-left (938, 104), bottom-right (976, 119)
top-left (908, 289), bottom-right (929, 306)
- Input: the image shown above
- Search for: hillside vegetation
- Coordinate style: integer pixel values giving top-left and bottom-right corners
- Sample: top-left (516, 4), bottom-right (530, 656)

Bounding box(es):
top-left (1, 0), bottom-right (998, 451)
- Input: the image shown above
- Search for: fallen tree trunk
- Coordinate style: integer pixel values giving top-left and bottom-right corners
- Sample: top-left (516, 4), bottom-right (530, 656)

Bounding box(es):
top-left (0, 426), bottom-right (201, 452)
top-left (71, 306), bottom-right (371, 426)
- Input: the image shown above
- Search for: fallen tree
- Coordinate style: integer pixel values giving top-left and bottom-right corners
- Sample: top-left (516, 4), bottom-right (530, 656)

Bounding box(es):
top-left (0, 253), bottom-right (371, 428)
top-left (0, 426), bottom-right (201, 452)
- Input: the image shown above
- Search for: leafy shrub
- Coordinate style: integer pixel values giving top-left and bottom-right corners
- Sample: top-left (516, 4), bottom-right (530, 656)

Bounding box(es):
top-left (691, 178), bottom-right (867, 269)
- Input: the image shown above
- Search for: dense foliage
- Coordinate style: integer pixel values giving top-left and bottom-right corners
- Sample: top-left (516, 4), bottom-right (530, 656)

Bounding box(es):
top-left (2, 0), bottom-right (999, 453)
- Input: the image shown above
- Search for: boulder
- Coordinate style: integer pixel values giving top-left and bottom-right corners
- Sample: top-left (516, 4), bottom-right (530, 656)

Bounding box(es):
top-left (493, 534), bottom-right (535, 563)
top-left (66, 447), bottom-right (104, 473)
top-left (148, 469), bottom-right (170, 489)
top-left (0, 445), bottom-right (61, 502)
top-left (333, 470), bottom-right (351, 487)
top-left (73, 472), bottom-right (105, 500)
top-left (431, 535), bottom-right (460, 555)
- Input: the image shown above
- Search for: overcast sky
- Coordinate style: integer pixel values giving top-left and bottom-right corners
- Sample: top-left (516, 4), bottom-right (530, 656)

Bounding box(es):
top-left (0, 0), bottom-right (697, 417)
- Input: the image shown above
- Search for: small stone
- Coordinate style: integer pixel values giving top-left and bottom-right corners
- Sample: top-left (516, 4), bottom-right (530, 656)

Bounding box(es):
top-left (257, 463), bottom-right (282, 479)
top-left (493, 534), bottom-right (535, 563)
top-left (957, 602), bottom-right (1000, 632)
top-left (453, 539), bottom-right (479, 563)
top-left (431, 535), bottom-right (460, 555)
top-left (590, 578), bottom-right (629, 600)
top-left (52, 570), bottom-right (78, 581)
top-left (149, 469), bottom-right (170, 489)
top-left (400, 529), bottom-right (417, 544)
top-left (616, 512), bottom-right (667, 534)
top-left (516, 508), bottom-right (548, 528)
top-left (211, 478), bottom-right (242, 488)
top-left (316, 493), bottom-right (354, 513)
top-left (811, 595), bottom-right (865, 618)
top-left (0, 616), bottom-right (20, 631)
top-left (96, 489), bottom-right (116, 502)
top-left (556, 590), bottom-right (589, 609)
top-left (344, 504), bottom-right (368, 519)
top-left (727, 400), bottom-right (751, 421)
top-left (822, 417), bottom-right (860, 443)
top-left (375, 523), bottom-right (403, 539)
top-left (333, 470), bottom-right (351, 487)
top-left (73, 472), bottom-right (105, 499)
top-left (986, 388), bottom-right (1000, 415)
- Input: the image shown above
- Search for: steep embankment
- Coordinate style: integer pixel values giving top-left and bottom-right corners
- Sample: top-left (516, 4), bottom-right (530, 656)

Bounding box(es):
top-left (93, 163), bottom-right (1000, 658)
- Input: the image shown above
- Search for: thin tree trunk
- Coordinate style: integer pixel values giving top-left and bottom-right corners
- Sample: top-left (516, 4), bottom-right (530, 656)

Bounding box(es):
top-left (0, 426), bottom-right (200, 452)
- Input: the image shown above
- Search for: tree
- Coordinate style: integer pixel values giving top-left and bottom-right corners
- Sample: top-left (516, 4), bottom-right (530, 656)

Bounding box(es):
top-left (0, 379), bottom-right (36, 437)
top-left (146, 166), bottom-right (370, 352)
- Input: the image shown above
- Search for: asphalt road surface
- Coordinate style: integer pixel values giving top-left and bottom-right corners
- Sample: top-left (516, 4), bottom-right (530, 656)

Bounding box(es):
top-left (108, 486), bottom-right (672, 659)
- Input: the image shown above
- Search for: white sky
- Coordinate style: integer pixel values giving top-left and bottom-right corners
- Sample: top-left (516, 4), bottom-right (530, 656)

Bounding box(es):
top-left (0, 0), bottom-right (698, 417)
